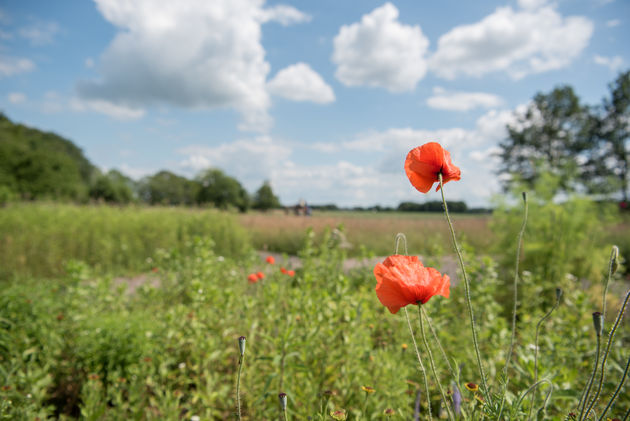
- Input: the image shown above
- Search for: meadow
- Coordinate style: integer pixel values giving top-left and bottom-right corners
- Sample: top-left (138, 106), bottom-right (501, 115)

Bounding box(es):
top-left (0, 198), bottom-right (629, 420)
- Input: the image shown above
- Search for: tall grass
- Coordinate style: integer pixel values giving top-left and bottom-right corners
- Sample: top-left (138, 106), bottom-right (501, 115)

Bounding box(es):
top-left (0, 203), bottom-right (251, 277)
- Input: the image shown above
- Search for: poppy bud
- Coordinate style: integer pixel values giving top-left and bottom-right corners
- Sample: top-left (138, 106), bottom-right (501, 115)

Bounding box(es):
top-left (522, 191), bottom-right (527, 203)
top-left (238, 336), bottom-right (246, 356)
top-left (278, 392), bottom-right (287, 411)
top-left (611, 245), bottom-right (619, 275)
top-left (592, 312), bottom-right (603, 337)
top-left (555, 288), bottom-right (563, 301)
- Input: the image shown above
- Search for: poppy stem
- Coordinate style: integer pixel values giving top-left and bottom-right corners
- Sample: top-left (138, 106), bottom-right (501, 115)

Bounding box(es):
top-left (527, 288), bottom-right (561, 421)
top-left (498, 191), bottom-right (529, 420)
top-left (404, 307), bottom-right (433, 421)
top-left (417, 304), bottom-right (454, 421)
top-left (438, 173), bottom-right (490, 404)
top-left (236, 354), bottom-right (244, 420)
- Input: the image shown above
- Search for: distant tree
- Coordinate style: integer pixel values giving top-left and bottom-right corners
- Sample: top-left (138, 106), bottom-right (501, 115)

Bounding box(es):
top-left (397, 200), bottom-right (467, 213)
top-left (252, 181), bottom-right (280, 211)
top-left (498, 86), bottom-right (588, 194)
top-left (138, 170), bottom-right (199, 205)
top-left (581, 70), bottom-right (630, 201)
top-left (196, 168), bottom-right (249, 212)
top-left (89, 169), bottom-right (134, 204)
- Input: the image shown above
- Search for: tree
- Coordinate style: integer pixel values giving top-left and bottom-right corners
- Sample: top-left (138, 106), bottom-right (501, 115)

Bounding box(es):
top-left (252, 181), bottom-right (280, 211)
top-left (89, 169), bottom-right (134, 204)
top-left (196, 168), bottom-right (249, 212)
top-left (498, 86), bottom-right (588, 193)
top-left (582, 70), bottom-right (630, 201)
top-left (138, 170), bottom-right (199, 205)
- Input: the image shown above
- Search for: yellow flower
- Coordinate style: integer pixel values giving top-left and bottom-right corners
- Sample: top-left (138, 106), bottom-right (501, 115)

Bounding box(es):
top-left (383, 408), bottom-right (396, 416)
top-left (330, 409), bottom-right (347, 420)
top-left (465, 382), bottom-right (479, 392)
top-left (361, 386), bottom-right (375, 394)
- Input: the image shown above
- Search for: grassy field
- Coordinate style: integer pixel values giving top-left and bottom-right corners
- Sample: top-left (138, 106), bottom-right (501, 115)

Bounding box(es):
top-left (1, 202), bottom-right (629, 420)
top-left (239, 210), bottom-right (493, 257)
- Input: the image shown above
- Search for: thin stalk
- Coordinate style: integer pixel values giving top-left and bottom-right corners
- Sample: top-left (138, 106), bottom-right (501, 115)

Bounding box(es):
top-left (583, 289), bottom-right (630, 419)
top-left (418, 305), bottom-right (454, 421)
top-left (439, 174), bottom-right (490, 403)
top-left (498, 192), bottom-right (529, 420)
top-left (598, 355), bottom-right (630, 421)
top-left (422, 306), bottom-right (456, 379)
top-left (514, 379), bottom-right (553, 416)
top-left (578, 335), bottom-right (601, 420)
top-left (236, 354), bottom-right (244, 420)
top-left (395, 232), bottom-right (409, 255)
top-left (528, 289), bottom-right (561, 420)
top-left (405, 307), bottom-right (433, 421)
top-left (282, 406), bottom-right (288, 421)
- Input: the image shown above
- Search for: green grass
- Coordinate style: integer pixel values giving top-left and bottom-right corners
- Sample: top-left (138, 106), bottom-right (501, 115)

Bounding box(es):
top-left (0, 203), bottom-right (251, 278)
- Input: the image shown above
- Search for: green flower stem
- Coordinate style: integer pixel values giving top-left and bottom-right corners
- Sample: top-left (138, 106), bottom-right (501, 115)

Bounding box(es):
top-left (236, 353), bottom-right (244, 421)
top-left (404, 307), bottom-right (433, 421)
top-left (598, 355), bottom-right (630, 421)
top-left (438, 173), bottom-right (490, 403)
top-left (527, 289), bottom-right (561, 421)
top-left (583, 289), bottom-right (630, 420)
top-left (578, 334), bottom-right (601, 420)
top-left (498, 192), bottom-right (529, 420)
top-left (422, 306), bottom-right (457, 380)
top-left (418, 304), bottom-right (454, 421)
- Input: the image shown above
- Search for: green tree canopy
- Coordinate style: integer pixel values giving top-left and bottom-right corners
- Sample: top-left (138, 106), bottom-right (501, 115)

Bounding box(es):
top-left (89, 169), bottom-right (135, 204)
top-left (138, 170), bottom-right (199, 205)
top-left (196, 168), bottom-right (249, 212)
top-left (252, 181), bottom-right (281, 211)
top-left (498, 86), bottom-right (588, 194)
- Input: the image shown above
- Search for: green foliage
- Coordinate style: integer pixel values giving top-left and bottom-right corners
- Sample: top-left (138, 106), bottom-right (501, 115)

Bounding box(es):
top-left (398, 200), bottom-right (468, 213)
top-left (138, 170), bottom-right (199, 206)
top-left (492, 173), bottom-right (619, 290)
top-left (252, 180), bottom-right (280, 211)
top-left (0, 113), bottom-right (94, 201)
top-left (197, 168), bottom-right (250, 212)
top-left (0, 203), bottom-right (251, 277)
top-left (89, 170), bottom-right (134, 204)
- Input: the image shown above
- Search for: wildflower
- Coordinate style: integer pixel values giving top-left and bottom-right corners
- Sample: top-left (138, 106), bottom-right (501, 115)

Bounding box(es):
top-left (247, 273), bottom-right (258, 283)
top-left (405, 142), bottom-right (461, 193)
top-left (465, 382), bottom-right (479, 392)
top-left (256, 271), bottom-right (265, 280)
top-left (266, 255), bottom-right (275, 264)
top-left (330, 409), bottom-right (347, 420)
top-left (373, 255), bottom-right (450, 314)
top-left (278, 392), bottom-right (287, 410)
top-left (401, 343), bottom-right (408, 351)
top-left (287, 270), bottom-right (295, 277)
top-left (238, 336), bottom-right (246, 356)
top-left (88, 374), bottom-right (100, 381)
top-left (361, 386), bottom-right (375, 394)
top-left (280, 267), bottom-right (288, 274)
top-left (383, 408), bottom-right (396, 416)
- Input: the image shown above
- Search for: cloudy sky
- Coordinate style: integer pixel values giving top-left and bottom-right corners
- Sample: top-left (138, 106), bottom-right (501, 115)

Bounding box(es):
top-left (1, 0), bottom-right (628, 207)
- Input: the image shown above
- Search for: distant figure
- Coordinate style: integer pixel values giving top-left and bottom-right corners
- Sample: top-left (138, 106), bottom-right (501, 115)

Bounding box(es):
top-left (293, 199), bottom-right (309, 216)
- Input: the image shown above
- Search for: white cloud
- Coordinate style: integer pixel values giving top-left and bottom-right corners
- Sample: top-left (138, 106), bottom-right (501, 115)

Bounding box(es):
top-left (594, 54), bottom-right (624, 72)
top-left (332, 2), bottom-right (429, 92)
top-left (0, 55), bottom-right (34, 77)
top-left (70, 98), bottom-right (145, 120)
top-left (18, 21), bottom-right (59, 46)
top-left (427, 87), bottom-right (503, 111)
top-left (268, 62), bottom-right (335, 104)
top-left (7, 92), bottom-right (26, 104)
top-left (77, 0), bottom-right (307, 132)
top-left (517, 0), bottom-right (548, 10)
top-left (430, 5), bottom-right (593, 80)
top-left (606, 19), bottom-right (620, 27)
top-left (257, 5), bottom-right (311, 26)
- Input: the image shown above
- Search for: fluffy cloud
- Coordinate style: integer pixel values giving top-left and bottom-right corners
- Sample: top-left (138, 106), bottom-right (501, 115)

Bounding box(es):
top-left (0, 55), bottom-right (34, 77)
top-left (430, 4), bottom-right (593, 80)
top-left (19, 21), bottom-right (59, 45)
top-left (78, 0), bottom-right (307, 132)
top-left (427, 87), bottom-right (503, 111)
top-left (267, 63), bottom-right (335, 104)
top-left (7, 92), bottom-right (26, 104)
top-left (70, 98), bottom-right (145, 120)
top-left (594, 54), bottom-right (624, 72)
top-left (257, 5), bottom-right (311, 26)
top-left (332, 2), bottom-right (429, 92)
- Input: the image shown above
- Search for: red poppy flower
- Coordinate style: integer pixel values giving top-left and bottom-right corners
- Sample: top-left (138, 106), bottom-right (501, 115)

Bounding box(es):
top-left (287, 270), bottom-right (295, 277)
top-left (266, 255), bottom-right (275, 264)
top-left (405, 142), bottom-right (461, 193)
top-left (280, 267), bottom-right (288, 274)
top-left (247, 273), bottom-right (258, 283)
top-left (373, 255), bottom-right (450, 314)
top-left (256, 271), bottom-right (265, 280)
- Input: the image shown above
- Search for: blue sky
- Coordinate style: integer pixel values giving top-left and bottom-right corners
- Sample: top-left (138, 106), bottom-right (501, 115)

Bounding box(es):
top-left (1, 0), bottom-right (628, 207)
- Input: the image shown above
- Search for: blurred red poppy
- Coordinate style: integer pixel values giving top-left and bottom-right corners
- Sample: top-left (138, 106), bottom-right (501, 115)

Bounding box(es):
top-left (405, 142), bottom-right (461, 193)
top-left (374, 255), bottom-right (450, 314)
top-left (280, 267), bottom-right (288, 274)
top-left (287, 270), bottom-right (295, 277)
top-left (247, 273), bottom-right (258, 283)
top-left (256, 271), bottom-right (265, 280)
top-left (266, 255), bottom-right (275, 264)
